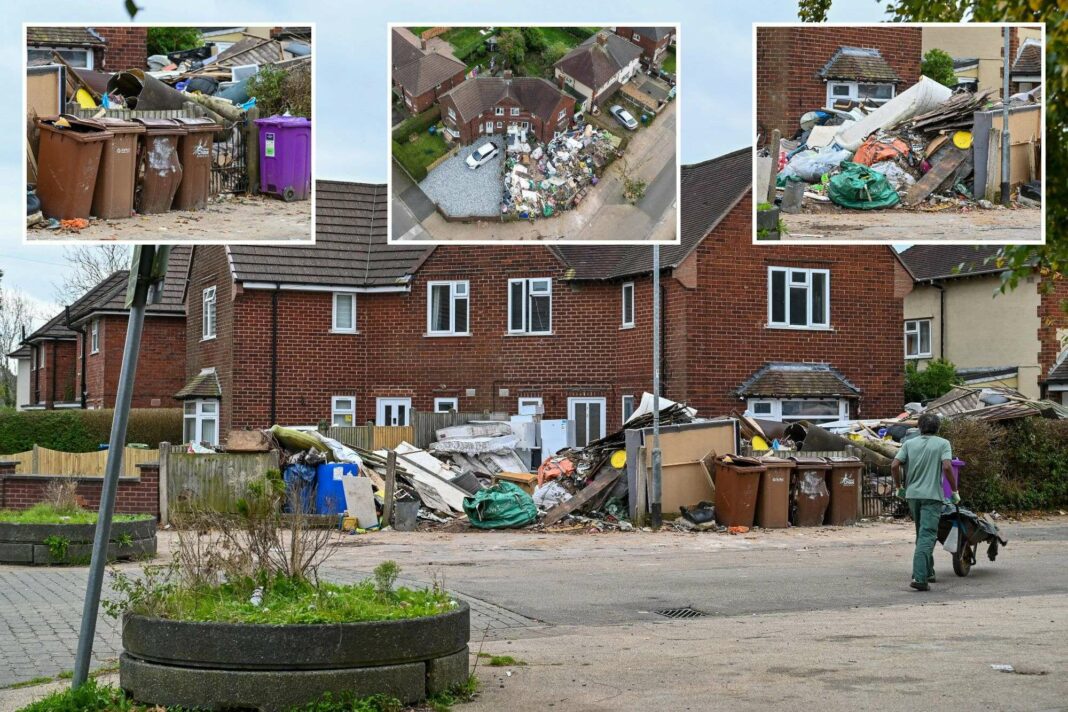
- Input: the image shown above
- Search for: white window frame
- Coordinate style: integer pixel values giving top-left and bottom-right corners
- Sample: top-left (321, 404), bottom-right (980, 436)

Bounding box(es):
top-left (376, 397), bottom-right (412, 426)
top-left (201, 287), bottom-right (216, 340)
top-left (621, 395), bottom-right (636, 424)
top-left (905, 319), bottom-right (933, 359)
top-left (568, 397), bottom-right (606, 446)
top-left (90, 319), bottom-right (99, 354)
top-left (767, 267), bottom-right (830, 330)
top-left (510, 107), bottom-right (520, 116)
top-left (508, 278), bottom-right (552, 335)
top-left (557, 108), bottom-right (566, 121)
top-left (426, 281), bottom-right (470, 336)
top-left (331, 396), bottom-right (356, 427)
top-left (183, 399), bottom-right (219, 446)
top-left (747, 398), bottom-right (849, 424)
top-left (332, 292), bottom-right (357, 333)
top-left (621, 282), bottom-right (635, 328)
top-left (826, 80), bottom-right (895, 105)
top-left (448, 107), bottom-right (456, 120)
top-left (434, 397), bottom-right (459, 413)
top-left (495, 106), bottom-right (504, 116)
top-left (517, 397), bottom-right (544, 415)
top-left (28, 46), bottom-right (93, 69)
top-left (496, 120), bottom-right (503, 128)
top-left (633, 32), bottom-right (641, 41)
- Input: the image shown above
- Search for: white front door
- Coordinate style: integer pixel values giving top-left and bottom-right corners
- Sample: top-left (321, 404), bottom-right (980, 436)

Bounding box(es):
top-left (376, 397), bottom-right (412, 426)
top-left (568, 397), bottom-right (606, 447)
top-left (484, 121), bottom-right (494, 134)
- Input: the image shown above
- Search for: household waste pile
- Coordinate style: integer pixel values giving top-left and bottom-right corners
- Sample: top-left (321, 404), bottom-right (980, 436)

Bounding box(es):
top-left (502, 123), bottom-right (621, 219)
top-left (769, 76), bottom-right (1041, 212)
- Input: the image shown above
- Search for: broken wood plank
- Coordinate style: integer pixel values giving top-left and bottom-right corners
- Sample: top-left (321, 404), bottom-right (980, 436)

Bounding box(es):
top-left (904, 147), bottom-right (966, 206)
top-left (383, 450), bottom-right (397, 527)
top-left (985, 128), bottom-right (1001, 202)
top-left (541, 469), bottom-right (621, 527)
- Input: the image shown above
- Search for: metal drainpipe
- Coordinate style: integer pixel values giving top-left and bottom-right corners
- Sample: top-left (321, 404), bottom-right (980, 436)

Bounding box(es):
top-left (1001, 26), bottom-right (1011, 207)
top-left (50, 341), bottom-right (57, 407)
top-left (270, 286), bottom-right (280, 426)
top-left (933, 282), bottom-right (946, 360)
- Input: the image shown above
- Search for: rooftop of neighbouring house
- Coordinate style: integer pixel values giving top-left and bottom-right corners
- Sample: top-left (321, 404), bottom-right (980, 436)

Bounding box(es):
top-left (440, 76), bottom-right (570, 123)
top-left (26, 27), bottom-right (105, 46)
top-left (896, 244), bottom-right (1004, 282)
top-left (735, 362), bottom-right (862, 399)
top-left (555, 31), bottom-right (642, 89)
top-left (819, 46), bottom-right (902, 83)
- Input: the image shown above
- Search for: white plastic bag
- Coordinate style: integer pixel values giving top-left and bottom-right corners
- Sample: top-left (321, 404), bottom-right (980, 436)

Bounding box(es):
top-left (943, 522), bottom-right (960, 553)
top-left (787, 147), bottom-right (853, 183)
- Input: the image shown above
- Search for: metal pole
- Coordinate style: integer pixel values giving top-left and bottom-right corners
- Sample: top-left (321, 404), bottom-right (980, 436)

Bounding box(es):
top-left (72, 257), bottom-right (151, 688)
top-left (1001, 26), bottom-right (1012, 207)
top-left (650, 245), bottom-right (662, 530)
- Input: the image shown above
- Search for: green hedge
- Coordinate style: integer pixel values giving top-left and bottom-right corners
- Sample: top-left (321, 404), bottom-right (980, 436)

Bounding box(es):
top-left (943, 418), bottom-right (1068, 512)
top-left (0, 409), bottom-right (183, 455)
top-left (391, 105), bottom-right (442, 144)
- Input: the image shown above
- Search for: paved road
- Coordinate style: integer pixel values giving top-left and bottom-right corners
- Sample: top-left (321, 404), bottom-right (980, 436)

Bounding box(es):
top-left (3, 519), bottom-right (1065, 711)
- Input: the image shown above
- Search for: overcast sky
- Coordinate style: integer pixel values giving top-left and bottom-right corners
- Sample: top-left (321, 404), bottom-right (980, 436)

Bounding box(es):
top-left (1, 0), bottom-right (886, 320)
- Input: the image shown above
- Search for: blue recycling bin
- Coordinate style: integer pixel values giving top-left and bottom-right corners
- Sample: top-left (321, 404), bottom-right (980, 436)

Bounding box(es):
top-left (315, 463), bottom-right (358, 515)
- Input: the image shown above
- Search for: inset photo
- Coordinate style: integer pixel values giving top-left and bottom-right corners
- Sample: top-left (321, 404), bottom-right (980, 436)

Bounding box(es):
top-left (754, 23), bottom-right (1044, 243)
top-left (389, 24), bottom-right (679, 244)
top-left (25, 24), bottom-right (314, 243)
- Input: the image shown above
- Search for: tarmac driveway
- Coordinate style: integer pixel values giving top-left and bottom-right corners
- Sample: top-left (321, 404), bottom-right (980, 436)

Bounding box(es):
top-left (419, 135), bottom-right (505, 218)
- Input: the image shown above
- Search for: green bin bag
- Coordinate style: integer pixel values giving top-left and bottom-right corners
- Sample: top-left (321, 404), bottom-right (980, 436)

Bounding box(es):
top-left (463, 481), bottom-right (538, 529)
top-left (828, 161), bottom-right (900, 210)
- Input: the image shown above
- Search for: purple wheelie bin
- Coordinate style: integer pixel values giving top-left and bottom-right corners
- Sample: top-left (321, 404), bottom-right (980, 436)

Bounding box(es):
top-left (254, 115), bottom-right (311, 201)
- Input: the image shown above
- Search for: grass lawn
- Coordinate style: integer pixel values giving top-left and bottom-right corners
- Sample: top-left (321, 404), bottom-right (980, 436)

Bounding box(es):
top-left (0, 503), bottom-right (151, 525)
top-left (393, 130), bottom-right (449, 176)
top-left (129, 575), bottom-right (457, 625)
top-left (406, 26), bottom-right (432, 35)
top-left (443, 26), bottom-right (489, 55)
top-left (537, 26), bottom-right (590, 49)
top-left (662, 45), bottom-right (677, 74)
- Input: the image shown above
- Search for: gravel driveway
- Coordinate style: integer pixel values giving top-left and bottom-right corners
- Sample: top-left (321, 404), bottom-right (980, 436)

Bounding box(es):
top-left (419, 135), bottom-right (505, 218)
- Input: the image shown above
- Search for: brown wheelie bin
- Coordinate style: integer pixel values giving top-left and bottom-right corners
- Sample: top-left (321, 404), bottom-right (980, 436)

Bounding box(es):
top-left (789, 456), bottom-right (831, 526)
top-left (825, 456), bottom-right (863, 526)
top-left (133, 118), bottom-right (186, 214)
top-left (34, 116), bottom-right (113, 220)
top-left (713, 456), bottom-right (765, 528)
top-left (88, 118), bottom-right (145, 220)
top-left (173, 117), bottom-right (220, 211)
top-left (755, 455), bottom-right (795, 529)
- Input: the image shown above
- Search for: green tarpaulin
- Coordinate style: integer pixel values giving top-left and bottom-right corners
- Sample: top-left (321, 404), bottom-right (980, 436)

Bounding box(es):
top-left (828, 161), bottom-right (900, 210)
top-left (463, 481), bottom-right (537, 529)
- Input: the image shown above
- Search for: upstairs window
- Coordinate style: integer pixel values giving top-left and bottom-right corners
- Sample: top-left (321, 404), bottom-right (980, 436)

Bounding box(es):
top-left (427, 281), bottom-right (470, 335)
top-left (90, 319), bottom-right (99, 354)
top-left (905, 319), bottom-right (932, 359)
top-left (768, 267), bottom-right (829, 329)
top-left (557, 108), bottom-right (567, 122)
top-left (621, 282), bottom-right (635, 328)
top-left (510, 107), bottom-right (520, 116)
top-left (333, 292), bottom-right (356, 333)
top-left (448, 107), bottom-right (456, 120)
top-left (508, 278), bottom-right (552, 335)
top-left (495, 106), bottom-right (504, 116)
top-left (202, 287), bottom-right (216, 339)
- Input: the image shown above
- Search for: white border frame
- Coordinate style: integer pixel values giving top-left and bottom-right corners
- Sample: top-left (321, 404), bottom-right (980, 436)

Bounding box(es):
top-left (751, 21), bottom-right (1046, 246)
top-left (22, 21), bottom-right (317, 246)
top-left (386, 21), bottom-right (681, 246)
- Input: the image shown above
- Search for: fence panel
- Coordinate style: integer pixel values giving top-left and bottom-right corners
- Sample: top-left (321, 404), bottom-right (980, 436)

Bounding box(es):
top-left (10, 446), bottom-right (159, 477)
top-left (321, 426), bottom-right (414, 451)
top-left (410, 411), bottom-right (509, 448)
top-left (166, 451), bottom-right (276, 514)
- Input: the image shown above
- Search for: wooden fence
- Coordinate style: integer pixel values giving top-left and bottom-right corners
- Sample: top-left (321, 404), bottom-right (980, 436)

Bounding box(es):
top-left (163, 448), bottom-right (276, 518)
top-left (321, 425), bottom-right (414, 451)
top-left (9, 446), bottom-right (160, 477)
top-left (410, 411), bottom-right (509, 448)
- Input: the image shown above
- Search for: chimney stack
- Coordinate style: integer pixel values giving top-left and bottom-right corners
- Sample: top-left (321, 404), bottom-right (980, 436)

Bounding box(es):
top-left (421, 38), bottom-right (428, 50)
top-left (596, 32), bottom-right (608, 46)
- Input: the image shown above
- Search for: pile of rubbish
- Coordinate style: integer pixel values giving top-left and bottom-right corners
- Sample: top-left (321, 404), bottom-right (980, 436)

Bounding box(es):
top-left (766, 76), bottom-right (1042, 212)
top-left (501, 124), bottom-right (622, 219)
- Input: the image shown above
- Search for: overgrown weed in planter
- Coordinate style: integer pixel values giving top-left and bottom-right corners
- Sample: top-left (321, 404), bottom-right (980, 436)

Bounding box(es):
top-left (106, 470), bottom-right (455, 624)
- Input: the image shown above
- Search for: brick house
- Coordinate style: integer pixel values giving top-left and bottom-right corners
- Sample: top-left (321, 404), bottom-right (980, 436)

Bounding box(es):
top-left (899, 244), bottom-right (1068, 402)
top-left (439, 74), bottom-right (575, 144)
top-left (26, 26), bottom-right (148, 71)
top-left (554, 30), bottom-right (642, 111)
top-left (613, 27), bottom-right (675, 69)
top-left (181, 153), bottom-right (904, 447)
top-left (756, 26), bottom-right (922, 140)
top-left (7, 247), bottom-right (189, 411)
top-left (392, 27), bottom-right (468, 114)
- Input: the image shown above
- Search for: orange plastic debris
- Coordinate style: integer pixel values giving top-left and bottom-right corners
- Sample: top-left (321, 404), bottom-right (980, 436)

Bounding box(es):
top-left (537, 456), bottom-right (575, 486)
top-left (59, 218), bottom-right (90, 230)
top-left (727, 526), bottom-right (750, 535)
top-left (853, 137), bottom-right (910, 166)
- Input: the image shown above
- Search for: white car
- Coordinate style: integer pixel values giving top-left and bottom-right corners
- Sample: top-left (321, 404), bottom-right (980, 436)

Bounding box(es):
top-left (466, 142), bottom-right (499, 169)
top-left (609, 105), bottom-right (639, 130)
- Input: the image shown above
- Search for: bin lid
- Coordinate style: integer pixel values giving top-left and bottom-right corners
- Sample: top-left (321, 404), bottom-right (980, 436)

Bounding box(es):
top-left (826, 456), bottom-right (862, 466)
top-left (788, 456), bottom-right (831, 468)
top-left (759, 455), bottom-right (796, 468)
top-left (132, 117), bottom-right (188, 135)
top-left (173, 116), bottom-right (221, 132)
top-left (36, 115), bottom-right (113, 142)
top-left (254, 115), bottom-right (311, 129)
top-left (715, 455), bottom-right (766, 472)
top-left (84, 117), bottom-right (146, 134)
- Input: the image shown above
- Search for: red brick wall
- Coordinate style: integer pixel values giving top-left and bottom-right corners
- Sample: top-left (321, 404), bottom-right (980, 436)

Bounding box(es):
top-left (756, 26), bottom-right (922, 141)
top-left (0, 462), bottom-right (159, 517)
top-left (614, 27), bottom-right (671, 65)
top-left (184, 246), bottom-right (235, 426)
top-left (1038, 276), bottom-right (1068, 392)
top-left (95, 26), bottom-right (148, 71)
top-left (679, 191), bottom-right (904, 418)
top-left (79, 316), bottom-right (186, 409)
top-left (442, 92), bottom-right (575, 144)
top-left (405, 68), bottom-right (467, 114)
top-left (31, 340), bottom-right (77, 405)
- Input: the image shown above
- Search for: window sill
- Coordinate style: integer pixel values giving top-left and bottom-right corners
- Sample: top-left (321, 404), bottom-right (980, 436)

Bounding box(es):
top-left (90, 350), bottom-right (99, 356)
top-left (905, 354), bottom-right (932, 360)
top-left (330, 329), bottom-right (360, 335)
top-left (620, 324), bottom-right (635, 331)
top-left (424, 332), bottom-right (471, 338)
top-left (505, 332), bottom-right (555, 337)
top-left (200, 336), bottom-right (216, 342)
top-left (764, 324), bottom-right (834, 332)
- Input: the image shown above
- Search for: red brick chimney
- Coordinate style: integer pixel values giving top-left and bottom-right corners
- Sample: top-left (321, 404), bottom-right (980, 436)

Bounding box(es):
top-left (421, 38), bottom-right (428, 51)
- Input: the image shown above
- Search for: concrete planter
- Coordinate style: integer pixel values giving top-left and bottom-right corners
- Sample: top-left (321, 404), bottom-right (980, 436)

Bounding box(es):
top-left (120, 601), bottom-right (471, 710)
top-left (757, 206), bottom-right (781, 240)
top-left (0, 517), bottom-right (156, 565)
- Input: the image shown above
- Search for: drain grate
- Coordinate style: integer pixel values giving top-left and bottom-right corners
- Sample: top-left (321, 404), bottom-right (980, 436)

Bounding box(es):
top-left (654, 607), bottom-right (706, 619)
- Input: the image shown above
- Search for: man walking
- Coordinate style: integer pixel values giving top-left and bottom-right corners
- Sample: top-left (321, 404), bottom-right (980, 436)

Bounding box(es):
top-left (891, 413), bottom-right (959, 591)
